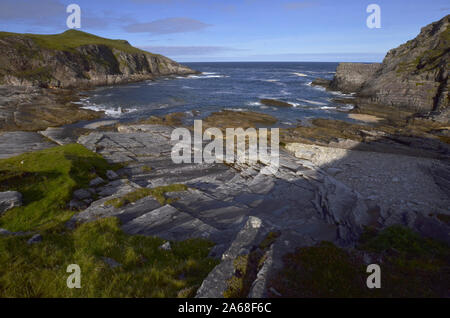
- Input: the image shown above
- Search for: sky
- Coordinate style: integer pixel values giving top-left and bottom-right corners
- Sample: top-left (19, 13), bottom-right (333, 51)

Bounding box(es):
top-left (0, 0), bottom-right (448, 62)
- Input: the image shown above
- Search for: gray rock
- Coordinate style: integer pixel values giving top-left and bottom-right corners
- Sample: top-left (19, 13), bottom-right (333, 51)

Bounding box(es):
top-left (0, 191), bottom-right (22, 215)
top-left (27, 234), bottom-right (42, 245)
top-left (73, 189), bottom-right (92, 201)
top-left (329, 62), bottom-right (381, 93)
top-left (106, 170), bottom-right (119, 180)
top-left (0, 228), bottom-right (13, 235)
top-left (89, 177), bottom-right (106, 187)
top-left (0, 132), bottom-right (55, 159)
top-left (68, 199), bottom-right (87, 211)
top-left (159, 242), bottom-right (172, 251)
top-left (325, 167), bottom-right (343, 176)
top-left (38, 127), bottom-right (77, 146)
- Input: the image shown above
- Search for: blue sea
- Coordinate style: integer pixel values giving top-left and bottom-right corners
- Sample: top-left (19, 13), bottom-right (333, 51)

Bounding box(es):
top-left (79, 62), bottom-right (356, 126)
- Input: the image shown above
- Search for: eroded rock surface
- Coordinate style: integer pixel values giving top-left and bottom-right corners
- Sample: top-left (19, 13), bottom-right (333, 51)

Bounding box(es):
top-left (0, 131), bottom-right (55, 159)
top-left (60, 123), bottom-right (450, 297)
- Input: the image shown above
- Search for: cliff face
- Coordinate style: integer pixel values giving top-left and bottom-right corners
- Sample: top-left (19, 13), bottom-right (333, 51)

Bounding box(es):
top-left (0, 30), bottom-right (196, 88)
top-left (324, 15), bottom-right (449, 117)
top-left (329, 63), bottom-right (381, 93)
top-left (358, 15), bottom-right (449, 113)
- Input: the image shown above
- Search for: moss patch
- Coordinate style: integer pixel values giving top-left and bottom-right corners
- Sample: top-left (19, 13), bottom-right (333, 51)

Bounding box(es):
top-left (269, 226), bottom-right (450, 298)
top-left (105, 184), bottom-right (188, 208)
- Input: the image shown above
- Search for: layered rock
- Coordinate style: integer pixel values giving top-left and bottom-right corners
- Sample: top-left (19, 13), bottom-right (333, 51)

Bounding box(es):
top-left (316, 15), bottom-right (449, 119)
top-left (0, 30), bottom-right (196, 88)
top-left (358, 15), bottom-right (449, 113)
top-left (329, 62), bottom-right (381, 93)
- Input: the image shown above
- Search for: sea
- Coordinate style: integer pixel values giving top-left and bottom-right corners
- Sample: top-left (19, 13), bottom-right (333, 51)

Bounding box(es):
top-left (77, 62), bottom-right (357, 127)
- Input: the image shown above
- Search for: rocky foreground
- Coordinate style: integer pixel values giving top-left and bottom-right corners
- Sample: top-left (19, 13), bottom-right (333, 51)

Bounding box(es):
top-left (1, 114), bottom-right (448, 297)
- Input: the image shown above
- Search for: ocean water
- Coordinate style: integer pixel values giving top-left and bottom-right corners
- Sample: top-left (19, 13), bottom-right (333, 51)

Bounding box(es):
top-left (80, 62), bottom-right (356, 126)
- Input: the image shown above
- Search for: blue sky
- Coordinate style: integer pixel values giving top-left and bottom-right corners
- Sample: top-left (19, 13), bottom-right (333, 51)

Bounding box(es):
top-left (0, 0), bottom-right (448, 62)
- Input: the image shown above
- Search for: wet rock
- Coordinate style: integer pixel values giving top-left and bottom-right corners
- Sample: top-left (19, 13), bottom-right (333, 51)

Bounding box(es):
top-left (0, 191), bottom-right (22, 215)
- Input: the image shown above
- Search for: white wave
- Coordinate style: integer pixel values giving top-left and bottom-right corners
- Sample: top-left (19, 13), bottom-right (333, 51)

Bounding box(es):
top-left (202, 72), bottom-right (217, 75)
top-left (330, 91), bottom-right (356, 97)
top-left (184, 74), bottom-right (229, 79)
top-left (264, 79), bottom-right (280, 83)
top-left (81, 105), bottom-right (137, 118)
top-left (297, 99), bottom-right (327, 106)
top-left (292, 72), bottom-right (308, 77)
top-left (182, 86), bottom-right (193, 89)
top-left (320, 106), bottom-right (337, 110)
top-left (339, 104), bottom-right (355, 110)
top-left (226, 108), bottom-right (247, 112)
top-left (247, 101), bottom-right (262, 107)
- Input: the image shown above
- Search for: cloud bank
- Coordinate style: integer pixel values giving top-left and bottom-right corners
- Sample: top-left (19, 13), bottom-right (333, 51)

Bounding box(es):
top-left (124, 17), bottom-right (212, 35)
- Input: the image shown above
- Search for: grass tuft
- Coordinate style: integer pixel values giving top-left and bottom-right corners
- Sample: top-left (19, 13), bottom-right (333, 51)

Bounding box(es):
top-left (105, 184), bottom-right (188, 208)
top-left (0, 217), bottom-right (217, 297)
top-left (0, 144), bottom-right (115, 232)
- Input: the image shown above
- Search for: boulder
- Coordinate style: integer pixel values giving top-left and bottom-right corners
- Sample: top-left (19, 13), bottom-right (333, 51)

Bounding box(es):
top-left (0, 191), bottom-right (22, 215)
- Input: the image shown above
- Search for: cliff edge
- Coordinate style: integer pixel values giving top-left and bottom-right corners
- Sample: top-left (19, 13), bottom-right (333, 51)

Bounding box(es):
top-left (314, 15), bottom-right (449, 119)
top-left (0, 29), bottom-right (196, 88)
top-left (358, 14), bottom-right (449, 114)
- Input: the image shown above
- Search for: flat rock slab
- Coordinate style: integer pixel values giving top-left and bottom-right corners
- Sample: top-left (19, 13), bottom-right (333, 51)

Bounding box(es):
top-left (38, 127), bottom-right (79, 145)
top-left (0, 131), bottom-right (55, 159)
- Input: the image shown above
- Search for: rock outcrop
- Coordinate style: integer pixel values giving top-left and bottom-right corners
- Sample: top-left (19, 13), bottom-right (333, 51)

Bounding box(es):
top-left (0, 30), bottom-right (196, 88)
top-left (358, 15), bottom-right (449, 114)
top-left (315, 15), bottom-right (449, 119)
top-left (329, 63), bottom-right (381, 93)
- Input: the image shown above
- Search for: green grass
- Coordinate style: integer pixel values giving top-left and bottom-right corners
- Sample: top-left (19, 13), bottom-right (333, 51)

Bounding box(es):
top-left (105, 184), bottom-right (188, 208)
top-left (0, 144), bottom-right (116, 232)
top-left (0, 29), bottom-right (158, 56)
top-left (0, 145), bottom-right (217, 297)
top-left (0, 217), bottom-right (218, 297)
top-left (269, 226), bottom-right (450, 298)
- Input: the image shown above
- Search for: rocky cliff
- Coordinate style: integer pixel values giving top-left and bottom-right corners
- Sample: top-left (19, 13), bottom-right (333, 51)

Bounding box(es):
top-left (0, 30), bottom-right (196, 88)
top-left (358, 14), bottom-right (449, 114)
top-left (329, 63), bottom-right (381, 93)
top-left (319, 15), bottom-right (449, 118)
